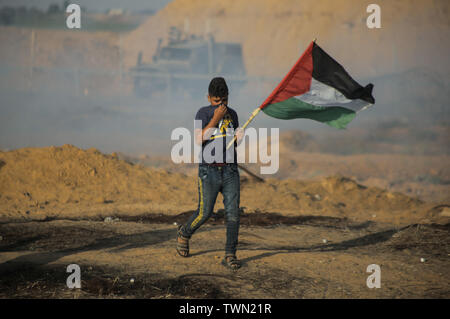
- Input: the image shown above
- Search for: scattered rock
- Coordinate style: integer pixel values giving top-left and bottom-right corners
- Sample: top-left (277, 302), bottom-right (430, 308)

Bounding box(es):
top-left (104, 217), bottom-right (113, 223)
top-left (104, 217), bottom-right (120, 223)
top-left (439, 207), bottom-right (450, 217)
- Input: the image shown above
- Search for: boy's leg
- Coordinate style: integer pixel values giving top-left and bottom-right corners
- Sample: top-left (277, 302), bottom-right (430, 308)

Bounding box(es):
top-left (221, 164), bottom-right (241, 257)
top-left (181, 165), bottom-right (221, 238)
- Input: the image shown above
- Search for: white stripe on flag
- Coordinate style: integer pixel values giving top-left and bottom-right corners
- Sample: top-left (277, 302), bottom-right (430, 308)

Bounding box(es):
top-left (296, 78), bottom-right (371, 112)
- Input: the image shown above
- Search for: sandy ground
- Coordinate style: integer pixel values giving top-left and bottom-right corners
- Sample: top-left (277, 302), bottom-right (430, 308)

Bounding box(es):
top-left (0, 144), bottom-right (449, 298)
top-left (0, 140), bottom-right (449, 299)
top-left (0, 217), bottom-right (448, 298)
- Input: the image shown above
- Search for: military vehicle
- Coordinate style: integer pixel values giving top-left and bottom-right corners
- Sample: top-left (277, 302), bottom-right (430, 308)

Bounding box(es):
top-left (131, 27), bottom-right (247, 98)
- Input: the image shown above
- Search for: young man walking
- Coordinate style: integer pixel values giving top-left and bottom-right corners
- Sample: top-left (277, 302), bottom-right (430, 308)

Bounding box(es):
top-left (176, 77), bottom-right (244, 270)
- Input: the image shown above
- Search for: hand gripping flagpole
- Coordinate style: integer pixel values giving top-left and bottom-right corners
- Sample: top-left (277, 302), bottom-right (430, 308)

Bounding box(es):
top-left (226, 107), bottom-right (261, 150)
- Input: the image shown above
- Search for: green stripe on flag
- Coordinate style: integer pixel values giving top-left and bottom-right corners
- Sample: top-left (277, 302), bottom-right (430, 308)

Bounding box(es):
top-left (262, 97), bottom-right (356, 129)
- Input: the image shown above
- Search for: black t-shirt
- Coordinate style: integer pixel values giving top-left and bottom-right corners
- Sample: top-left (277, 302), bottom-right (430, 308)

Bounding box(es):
top-left (195, 105), bottom-right (239, 164)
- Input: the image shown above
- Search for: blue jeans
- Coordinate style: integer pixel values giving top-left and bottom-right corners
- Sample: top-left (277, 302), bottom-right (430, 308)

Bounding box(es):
top-left (181, 164), bottom-right (240, 256)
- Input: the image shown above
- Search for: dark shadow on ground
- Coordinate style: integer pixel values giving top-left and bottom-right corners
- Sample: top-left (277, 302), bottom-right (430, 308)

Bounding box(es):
top-left (2, 211), bottom-right (374, 230)
top-left (3, 219), bottom-right (443, 277)
top-left (0, 211), bottom-right (375, 230)
top-left (239, 228), bottom-right (402, 265)
top-left (119, 211), bottom-right (375, 230)
top-left (183, 227), bottom-right (404, 259)
top-left (0, 227), bottom-right (177, 274)
top-left (0, 211), bottom-right (378, 272)
top-left (0, 262), bottom-right (230, 299)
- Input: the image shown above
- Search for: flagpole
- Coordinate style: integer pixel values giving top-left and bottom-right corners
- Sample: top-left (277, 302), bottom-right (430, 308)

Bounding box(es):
top-left (227, 38), bottom-right (317, 150)
top-left (226, 107), bottom-right (261, 150)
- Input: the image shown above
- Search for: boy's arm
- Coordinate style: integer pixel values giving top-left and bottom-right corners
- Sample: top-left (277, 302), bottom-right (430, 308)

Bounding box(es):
top-left (194, 125), bottom-right (217, 146)
top-left (194, 105), bottom-right (228, 145)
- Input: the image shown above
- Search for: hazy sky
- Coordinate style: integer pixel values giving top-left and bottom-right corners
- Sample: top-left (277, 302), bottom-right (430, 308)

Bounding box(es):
top-left (0, 0), bottom-right (173, 12)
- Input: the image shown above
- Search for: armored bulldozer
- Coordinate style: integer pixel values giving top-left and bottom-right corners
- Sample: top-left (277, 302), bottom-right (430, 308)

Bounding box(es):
top-left (131, 27), bottom-right (247, 98)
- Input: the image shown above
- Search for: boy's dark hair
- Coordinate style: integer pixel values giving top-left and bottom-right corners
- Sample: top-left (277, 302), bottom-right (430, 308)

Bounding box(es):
top-left (208, 77), bottom-right (228, 97)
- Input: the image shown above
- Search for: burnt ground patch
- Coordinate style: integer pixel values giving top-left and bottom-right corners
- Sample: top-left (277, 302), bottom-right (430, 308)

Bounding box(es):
top-left (0, 220), bottom-right (449, 298)
top-left (0, 263), bottom-right (229, 299)
top-left (117, 210), bottom-right (374, 230)
top-left (0, 211), bottom-right (375, 230)
top-left (0, 262), bottom-right (331, 299)
top-left (382, 223), bottom-right (450, 258)
top-left (248, 266), bottom-right (330, 298)
top-left (0, 224), bottom-right (118, 252)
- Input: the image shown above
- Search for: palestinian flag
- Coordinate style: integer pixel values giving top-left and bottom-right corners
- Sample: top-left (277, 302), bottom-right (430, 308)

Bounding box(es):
top-left (260, 41), bottom-right (375, 129)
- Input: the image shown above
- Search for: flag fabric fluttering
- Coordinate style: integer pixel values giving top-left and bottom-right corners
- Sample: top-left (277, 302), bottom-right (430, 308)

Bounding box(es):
top-left (259, 41), bottom-right (375, 129)
top-left (225, 41), bottom-right (376, 150)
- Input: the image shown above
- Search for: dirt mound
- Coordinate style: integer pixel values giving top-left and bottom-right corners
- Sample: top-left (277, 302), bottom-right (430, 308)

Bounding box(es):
top-left (244, 175), bottom-right (432, 224)
top-left (0, 144), bottom-right (197, 220)
top-left (123, 0), bottom-right (450, 77)
top-left (0, 145), bottom-right (441, 225)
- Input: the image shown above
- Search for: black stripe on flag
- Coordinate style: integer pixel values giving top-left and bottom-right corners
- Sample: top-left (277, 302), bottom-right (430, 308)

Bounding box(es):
top-left (312, 43), bottom-right (375, 104)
